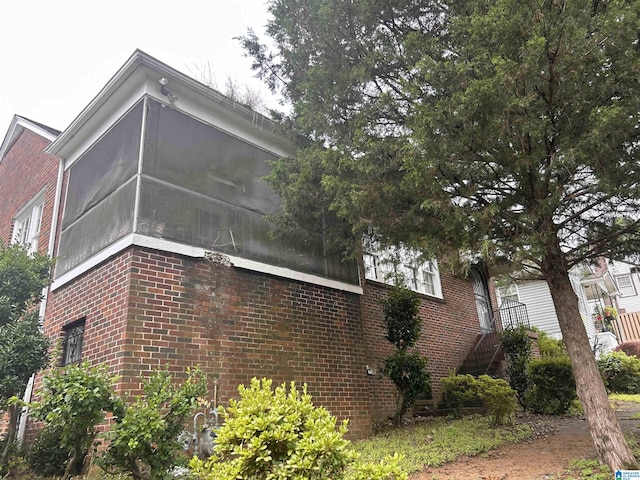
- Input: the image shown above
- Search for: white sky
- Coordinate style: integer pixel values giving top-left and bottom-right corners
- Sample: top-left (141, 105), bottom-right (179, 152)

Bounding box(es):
top-left (0, 0), bottom-right (275, 137)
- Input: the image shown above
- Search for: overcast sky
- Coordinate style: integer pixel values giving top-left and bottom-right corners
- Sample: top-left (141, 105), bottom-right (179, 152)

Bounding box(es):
top-left (0, 0), bottom-right (275, 137)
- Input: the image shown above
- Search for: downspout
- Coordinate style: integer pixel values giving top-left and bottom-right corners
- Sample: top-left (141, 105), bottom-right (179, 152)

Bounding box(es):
top-left (17, 157), bottom-right (64, 443)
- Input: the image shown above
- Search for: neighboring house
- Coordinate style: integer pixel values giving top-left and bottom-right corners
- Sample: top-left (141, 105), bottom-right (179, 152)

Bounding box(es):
top-left (495, 268), bottom-right (618, 353)
top-left (1, 50), bottom-right (494, 439)
top-left (0, 115), bottom-right (61, 439)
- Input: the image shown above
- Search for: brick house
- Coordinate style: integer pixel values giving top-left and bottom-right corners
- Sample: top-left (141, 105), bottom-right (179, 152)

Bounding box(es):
top-left (1, 50), bottom-right (490, 440)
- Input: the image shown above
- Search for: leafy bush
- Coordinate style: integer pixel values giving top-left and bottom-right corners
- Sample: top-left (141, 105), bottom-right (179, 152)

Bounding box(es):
top-left (31, 362), bottom-right (124, 479)
top-left (381, 288), bottom-right (421, 350)
top-left (598, 350), bottom-right (640, 393)
top-left (381, 350), bottom-right (431, 421)
top-left (439, 374), bottom-right (481, 416)
top-left (614, 341), bottom-right (640, 358)
top-left (535, 330), bottom-right (567, 358)
top-left (380, 288), bottom-right (431, 424)
top-left (526, 357), bottom-right (576, 414)
top-left (189, 378), bottom-right (407, 480)
top-left (500, 326), bottom-right (532, 408)
top-left (25, 424), bottom-right (75, 478)
top-left (439, 374), bottom-right (516, 425)
top-left (99, 368), bottom-right (207, 480)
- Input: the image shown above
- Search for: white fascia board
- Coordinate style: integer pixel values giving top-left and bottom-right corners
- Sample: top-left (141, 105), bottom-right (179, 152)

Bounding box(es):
top-left (47, 50), bottom-right (296, 162)
top-left (51, 233), bottom-right (363, 295)
top-left (0, 116), bottom-right (58, 162)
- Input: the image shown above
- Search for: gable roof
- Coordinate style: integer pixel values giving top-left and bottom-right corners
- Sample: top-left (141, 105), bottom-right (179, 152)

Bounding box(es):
top-left (0, 115), bottom-right (60, 162)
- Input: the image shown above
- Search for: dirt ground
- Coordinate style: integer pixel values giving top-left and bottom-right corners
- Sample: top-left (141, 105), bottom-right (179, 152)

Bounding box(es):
top-left (411, 401), bottom-right (640, 480)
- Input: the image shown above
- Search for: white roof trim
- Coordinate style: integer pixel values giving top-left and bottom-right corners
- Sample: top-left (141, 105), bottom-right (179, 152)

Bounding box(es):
top-left (51, 233), bottom-right (363, 295)
top-left (0, 115), bottom-right (58, 162)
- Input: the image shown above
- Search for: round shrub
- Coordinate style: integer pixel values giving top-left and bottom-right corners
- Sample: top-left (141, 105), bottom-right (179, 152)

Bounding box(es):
top-left (439, 374), bottom-right (482, 416)
top-left (189, 378), bottom-right (407, 480)
top-left (526, 357), bottom-right (576, 415)
top-left (614, 341), bottom-right (640, 358)
top-left (598, 350), bottom-right (640, 393)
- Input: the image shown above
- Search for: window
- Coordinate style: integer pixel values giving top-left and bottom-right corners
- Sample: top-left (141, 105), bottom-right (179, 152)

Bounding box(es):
top-left (13, 193), bottom-right (44, 253)
top-left (616, 274), bottom-right (637, 297)
top-left (62, 318), bottom-right (85, 365)
top-left (363, 242), bottom-right (443, 298)
top-left (496, 282), bottom-right (519, 305)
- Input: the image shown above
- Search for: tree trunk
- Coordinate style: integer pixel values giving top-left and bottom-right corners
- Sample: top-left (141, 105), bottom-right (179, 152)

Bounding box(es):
top-left (0, 404), bottom-right (20, 466)
top-left (543, 245), bottom-right (637, 471)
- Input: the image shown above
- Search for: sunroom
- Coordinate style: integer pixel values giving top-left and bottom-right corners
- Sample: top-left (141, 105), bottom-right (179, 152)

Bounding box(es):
top-left (47, 51), bottom-right (359, 293)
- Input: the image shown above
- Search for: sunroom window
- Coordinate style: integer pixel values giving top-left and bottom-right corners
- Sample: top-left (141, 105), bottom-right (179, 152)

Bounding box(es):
top-left (56, 97), bottom-right (357, 285)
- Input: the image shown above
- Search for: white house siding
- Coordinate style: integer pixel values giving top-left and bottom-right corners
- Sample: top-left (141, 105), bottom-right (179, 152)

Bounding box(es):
top-left (607, 260), bottom-right (640, 313)
top-left (516, 276), bottom-right (596, 342)
top-left (517, 280), bottom-right (563, 339)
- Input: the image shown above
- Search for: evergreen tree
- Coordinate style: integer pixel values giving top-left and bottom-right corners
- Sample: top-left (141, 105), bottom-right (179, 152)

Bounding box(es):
top-left (241, 0), bottom-right (640, 470)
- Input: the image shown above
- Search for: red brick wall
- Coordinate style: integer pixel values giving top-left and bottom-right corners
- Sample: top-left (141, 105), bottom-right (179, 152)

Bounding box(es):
top-left (42, 246), bottom-right (374, 438)
top-left (40, 245), bottom-right (483, 439)
top-left (361, 272), bottom-right (482, 422)
top-left (0, 128), bottom-right (58, 252)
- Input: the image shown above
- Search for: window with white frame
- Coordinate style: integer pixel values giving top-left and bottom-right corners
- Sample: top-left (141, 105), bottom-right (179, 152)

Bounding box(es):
top-left (496, 282), bottom-right (519, 305)
top-left (616, 274), bottom-right (637, 297)
top-left (12, 193), bottom-right (44, 254)
top-left (363, 243), bottom-right (443, 298)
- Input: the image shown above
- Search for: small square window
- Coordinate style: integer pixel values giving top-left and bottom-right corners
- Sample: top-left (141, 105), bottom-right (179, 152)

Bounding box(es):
top-left (62, 318), bottom-right (85, 365)
top-left (616, 274), bottom-right (637, 297)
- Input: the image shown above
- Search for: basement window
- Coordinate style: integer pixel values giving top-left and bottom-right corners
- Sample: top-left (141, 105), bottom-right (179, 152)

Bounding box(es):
top-left (62, 318), bottom-right (85, 365)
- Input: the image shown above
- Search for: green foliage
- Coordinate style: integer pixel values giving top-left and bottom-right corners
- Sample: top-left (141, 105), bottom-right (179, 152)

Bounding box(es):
top-left (379, 288), bottom-right (431, 425)
top-left (0, 241), bottom-right (53, 327)
top-left (439, 374), bottom-right (516, 425)
top-left (381, 288), bottom-right (421, 350)
top-left (535, 330), bottom-right (567, 359)
top-left (614, 342), bottom-right (640, 358)
top-left (439, 373), bottom-right (482, 416)
top-left (32, 362), bottom-right (123, 479)
top-left (500, 326), bottom-right (532, 409)
top-left (99, 367), bottom-right (207, 480)
top-left (354, 415), bottom-right (532, 474)
top-left (526, 357), bottom-right (577, 415)
top-left (189, 378), bottom-right (407, 480)
top-left (26, 424), bottom-right (74, 478)
top-left (0, 311), bottom-right (49, 409)
top-left (598, 351), bottom-right (640, 394)
top-left (381, 350), bottom-right (431, 422)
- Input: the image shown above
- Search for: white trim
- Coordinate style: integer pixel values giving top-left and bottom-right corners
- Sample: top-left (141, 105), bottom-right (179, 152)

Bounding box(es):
top-left (51, 233), bottom-right (362, 295)
top-left (0, 116), bottom-right (58, 162)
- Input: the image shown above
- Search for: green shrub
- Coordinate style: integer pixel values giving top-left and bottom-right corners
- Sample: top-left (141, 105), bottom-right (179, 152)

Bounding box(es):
top-left (598, 350), bottom-right (640, 393)
top-left (439, 374), bottom-right (481, 416)
top-left (535, 330), bottom-right (567, 358)
top-left (526, 357), bottom-right (576, 414)
top-left (614, 341), bottom-right (640, 358)
top-left (499, 326), bottom-right (532, 409)
top-left (99, 367), bottom-right (207, 480)
top-left (25, 424), bottom-right (75, 478)
top-left (438, 374), bottom-right (516, 425)
top-left (380, 288), bottom-right (431, 425)
top-left (381, 350), bottom-right (431, 422)
top-left (31, 362), bottom-right (124, 479)
top-left (476, 375), bottom-right (517, 426)
top-left (189, 378), bottom-right (407, 480)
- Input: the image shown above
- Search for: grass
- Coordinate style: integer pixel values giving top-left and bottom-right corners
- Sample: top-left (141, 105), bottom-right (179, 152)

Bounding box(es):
top-left (610, 394), bottom-right (640, 403)
top-left (352, 415), bottom-right (533, 474)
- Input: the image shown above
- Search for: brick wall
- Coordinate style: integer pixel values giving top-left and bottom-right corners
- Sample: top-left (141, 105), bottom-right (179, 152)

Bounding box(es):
top-left (40, 245), bottom-right (483, 439)
top-left (42, 246), bottom-right (374, 439)
top-left (0, 129), bottom-right (58, 252)
top-left (361, 271), bottom-right (482, 422)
